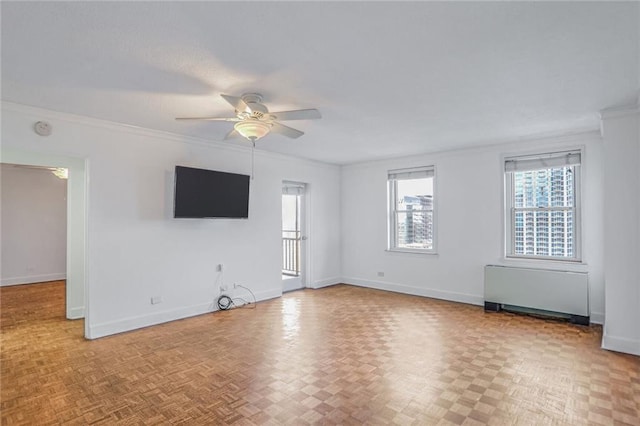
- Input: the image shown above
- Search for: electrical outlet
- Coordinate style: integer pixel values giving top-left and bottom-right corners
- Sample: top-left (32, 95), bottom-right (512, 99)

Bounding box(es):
top-left (151, 296), bottom-right (162, 305)
top-left (377, 272), bottom-right (385, 277)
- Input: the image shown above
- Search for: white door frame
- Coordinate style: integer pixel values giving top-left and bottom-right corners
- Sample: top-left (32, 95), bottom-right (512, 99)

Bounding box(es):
top-left (282, 181), bottom-right (309, 291)
top-left (1, 148), bottom-right (89, 338)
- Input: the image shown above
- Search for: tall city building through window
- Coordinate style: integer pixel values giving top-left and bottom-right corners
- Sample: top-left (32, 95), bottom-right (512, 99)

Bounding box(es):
top-left (388, 167), bottom-right (435, 253)
top-left (505, 151), bottom-right (581, 261)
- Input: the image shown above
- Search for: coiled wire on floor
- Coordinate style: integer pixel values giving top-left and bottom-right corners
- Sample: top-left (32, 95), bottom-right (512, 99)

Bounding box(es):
top-left (217, 284), bottom-right (256, 310)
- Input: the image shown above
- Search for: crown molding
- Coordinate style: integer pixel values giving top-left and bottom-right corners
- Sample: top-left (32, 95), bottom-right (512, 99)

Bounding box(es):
top-left (1, 101), bottom-right (339, 170)
top-left (342, 128), bottom-right (601, 170)
top-left (600, 103), bottom-right (640, 120)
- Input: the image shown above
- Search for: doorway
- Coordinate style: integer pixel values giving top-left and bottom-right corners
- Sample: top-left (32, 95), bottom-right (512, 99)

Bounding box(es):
top-left (282, 181), bottom-right (307, 292)
top-left (1, 164), bottom-right (68, 290)
top-left (0, 149), bottom-right (88, 337)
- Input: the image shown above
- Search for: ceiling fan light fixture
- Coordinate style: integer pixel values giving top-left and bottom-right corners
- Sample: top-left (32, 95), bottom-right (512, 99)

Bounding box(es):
top-left (234, 120), bottom-right (272, 142)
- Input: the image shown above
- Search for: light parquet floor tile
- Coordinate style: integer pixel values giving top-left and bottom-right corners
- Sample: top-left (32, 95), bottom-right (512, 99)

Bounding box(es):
top-left (1, 281), bottom-right (639, 425)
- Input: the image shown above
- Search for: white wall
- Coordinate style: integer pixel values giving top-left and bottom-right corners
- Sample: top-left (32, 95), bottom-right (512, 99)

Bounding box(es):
top-left (601, 105), bottom-right (640, 356)
top-left (6, 98), bottom-right (633, 354)
top-left (1, 164), bottom-right (67, 286)
top-left (341, 132), bottom-right (605, 323)
top-left (1, 102), bottom-right (341, 338)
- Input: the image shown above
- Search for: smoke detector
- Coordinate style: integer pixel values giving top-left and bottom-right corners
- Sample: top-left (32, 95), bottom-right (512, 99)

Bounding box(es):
top-left (34, 121), bottom-right (52, 136)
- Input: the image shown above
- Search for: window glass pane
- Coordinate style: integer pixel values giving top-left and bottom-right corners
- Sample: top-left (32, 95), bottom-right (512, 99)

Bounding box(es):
top-left (507, 153), bottom-right (579, 260)
top-left (396, 210), bottom-right (433, 250)
top-left (513, 167), bottom-right (574, 209)
top-left (524, 211), bottom-right (535, 254)
top-left (282, 194), bottom-right (299, 239)
top-left (513, 209), bottom-right (573, 257)
top-left (514, 211), bottom-right (524, 253)
top-left (551, 210), bottom-right (573, 257)
top-left (389, 170), bottom-right (435, 252)
top-left (395, 177), bottom-right (433, 210)
top-left (534, 210), bottom-right (550, 256)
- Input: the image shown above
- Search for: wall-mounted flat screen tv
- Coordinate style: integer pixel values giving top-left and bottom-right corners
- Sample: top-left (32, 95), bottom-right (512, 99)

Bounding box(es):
top-left (174, 166), bottom-right (250, 219)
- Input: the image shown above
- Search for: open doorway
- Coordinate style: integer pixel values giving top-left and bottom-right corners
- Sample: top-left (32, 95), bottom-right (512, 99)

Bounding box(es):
top-left (282, 181), bottom-right (307, 292)
top-left (1, 164), bottom-right (68, 287)
top-left (0, 149), bottom-right (87, 337)
top-left (1, 163), bottom-right (69, 327)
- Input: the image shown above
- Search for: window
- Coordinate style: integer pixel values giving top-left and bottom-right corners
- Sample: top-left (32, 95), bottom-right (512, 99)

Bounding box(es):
top-left (504, 150), bottom-right (581, 261)
top-left (388, 167), bottom-right (435, 253)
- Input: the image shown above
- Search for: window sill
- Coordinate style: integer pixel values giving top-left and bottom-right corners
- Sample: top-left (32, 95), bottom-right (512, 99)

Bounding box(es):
top-left (386, 248), bottom-right (438, 256)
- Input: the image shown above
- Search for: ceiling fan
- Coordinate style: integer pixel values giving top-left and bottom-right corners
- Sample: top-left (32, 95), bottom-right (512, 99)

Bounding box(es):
top-left (176, 93), bottom-right (321, 143)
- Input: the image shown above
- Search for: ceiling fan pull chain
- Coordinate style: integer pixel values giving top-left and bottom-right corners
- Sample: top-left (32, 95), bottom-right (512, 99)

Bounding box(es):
top-left (251, 141), bottom-right (255, 180)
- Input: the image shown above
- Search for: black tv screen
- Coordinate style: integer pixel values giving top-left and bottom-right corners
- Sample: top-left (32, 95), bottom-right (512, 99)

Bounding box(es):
top-left (174, 166), bottom-right (250, 218)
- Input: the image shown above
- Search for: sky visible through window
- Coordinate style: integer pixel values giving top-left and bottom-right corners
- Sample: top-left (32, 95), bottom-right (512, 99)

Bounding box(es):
top-left (394, 177), bottom-right (434, 250)
top-left (282, 194), bottom-right (298, 235)
top-left (396, 178), bottom-right (433, 200)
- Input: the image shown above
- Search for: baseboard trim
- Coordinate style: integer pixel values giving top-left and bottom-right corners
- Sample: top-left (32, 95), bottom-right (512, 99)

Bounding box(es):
top-left (602, 332), bottom-right (640, 356)
top-left (589, 312), bottom-right (604, 325)
top-left (88, 302), bottom-right (215, 339)
top-left (342, 277), bottom-right (484, 306)
top-left (67, 306), bottom-right (85, 320)
top-left (312, 277), bottom-right (342, 289)
top-left (1, 273), bottom-right (66, 286)
top-left (251, 288), bottom-right (282, 302)
top-left (87, 287), bottom-right (283, 339)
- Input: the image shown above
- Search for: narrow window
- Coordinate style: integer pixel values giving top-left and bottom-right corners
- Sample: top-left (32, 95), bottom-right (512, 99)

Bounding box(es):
top-left (388, 167), bottom-right (435, 253)
top-left (505, 151), bottom-right (581, 261)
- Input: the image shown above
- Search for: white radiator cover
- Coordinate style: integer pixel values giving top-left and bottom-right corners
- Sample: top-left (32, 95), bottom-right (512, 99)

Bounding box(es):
top-left (484, 265), bottom-right (589, 317)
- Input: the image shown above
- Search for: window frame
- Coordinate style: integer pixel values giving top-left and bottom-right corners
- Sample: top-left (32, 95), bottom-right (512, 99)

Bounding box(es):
top-left (387, 166), bottom-right (437, 254)
top-left (504, 150), bottom-right (582, 262)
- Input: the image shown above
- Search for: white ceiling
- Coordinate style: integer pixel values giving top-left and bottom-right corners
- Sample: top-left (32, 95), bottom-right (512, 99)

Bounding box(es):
top-left (2, 2), bottom-right (638, 165)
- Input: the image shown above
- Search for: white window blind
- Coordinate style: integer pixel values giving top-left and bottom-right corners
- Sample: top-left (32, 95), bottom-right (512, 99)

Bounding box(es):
top-left (505, 151), bottom-right (581, 173)
top-left (388, 167), bottom-right (434, 180)
top-left (282, 182), bottom-right (306, 195)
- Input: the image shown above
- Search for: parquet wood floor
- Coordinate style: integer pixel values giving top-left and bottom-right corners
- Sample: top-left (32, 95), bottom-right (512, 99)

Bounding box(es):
top-left (1, 281), bottom-right (639, 425)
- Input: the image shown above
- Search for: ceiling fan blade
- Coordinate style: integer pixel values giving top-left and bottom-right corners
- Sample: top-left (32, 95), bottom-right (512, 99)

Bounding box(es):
top-left (224, 129), bottom-right (242, 140)
top-left (271, 122), bottom-right (304, 139)
top-left (221, 94), bottom-right (251, 113)
top-left (175, 117), bottom-right (239, 121)
top-left (270, 109), bottom-right (322, 121)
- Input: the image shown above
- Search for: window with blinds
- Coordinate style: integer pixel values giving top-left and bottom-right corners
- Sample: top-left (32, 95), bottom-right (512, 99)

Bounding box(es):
top-left (388, 166), bottom-right (436, 253)
top-left (504, 150), bottom-right (581, 261)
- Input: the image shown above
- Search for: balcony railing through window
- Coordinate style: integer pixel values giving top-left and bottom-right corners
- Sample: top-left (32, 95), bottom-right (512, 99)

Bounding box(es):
top-left (282, 230), bottom-right (300, 276)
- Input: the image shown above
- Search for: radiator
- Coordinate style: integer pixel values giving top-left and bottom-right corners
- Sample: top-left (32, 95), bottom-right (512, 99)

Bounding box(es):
top-left (484, 265), bottom-right (589, 325)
